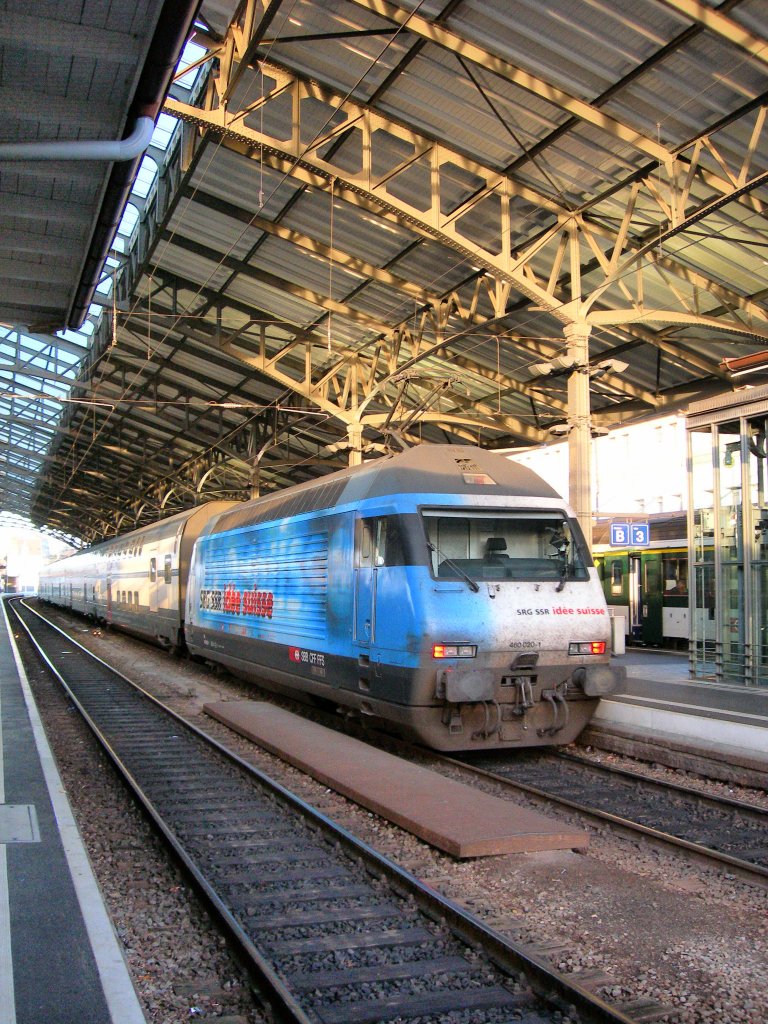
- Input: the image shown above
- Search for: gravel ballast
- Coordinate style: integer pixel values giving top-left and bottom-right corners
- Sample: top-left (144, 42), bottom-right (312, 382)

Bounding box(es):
top-left (21, 609), bottom-right (768, 1024)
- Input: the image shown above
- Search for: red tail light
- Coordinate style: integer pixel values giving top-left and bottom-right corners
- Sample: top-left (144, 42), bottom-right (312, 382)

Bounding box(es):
top-left (432, 643), bottom-right (477, 659)
top-left (568, 641), bottom-right (606, 655)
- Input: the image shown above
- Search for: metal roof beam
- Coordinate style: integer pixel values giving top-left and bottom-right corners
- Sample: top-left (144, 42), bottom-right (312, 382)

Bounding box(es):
top-left (185, 185), bottom-right (447, 308)
top-left (165, 75), bottom-right (768, 341)
top-left (345, 0), bottom-right (672, 162)
top-left (158, 228), bottom-right (387, 332)
top-left (162, 97), bottom-right (566, 311)
top-left (654, 1), bottom-right (768, 71)
top-left (119, 277), bottom-right (550, 444)
top-left (133, 166), bottom-right (665, 440)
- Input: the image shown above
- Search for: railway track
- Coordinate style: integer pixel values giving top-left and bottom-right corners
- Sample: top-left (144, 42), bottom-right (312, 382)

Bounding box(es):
top-left (11, 598), bottom-right (642, 1024)
top-left (451, 749), bottom-right (768, 885)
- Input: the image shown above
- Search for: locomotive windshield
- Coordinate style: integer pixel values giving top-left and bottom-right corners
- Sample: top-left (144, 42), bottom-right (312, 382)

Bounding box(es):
top-left (423, 510), bottom-right (590, 584)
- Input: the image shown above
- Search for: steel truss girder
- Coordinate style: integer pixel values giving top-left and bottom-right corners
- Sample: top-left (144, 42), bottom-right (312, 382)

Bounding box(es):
top-left (105, 91), bottom-right (710, 450)
top-left (208, 307), bottom-right (547, 442)
top-left (123, 249), bottom-right (560, 442)
top-left (174, 183), bottom-right (666, 416)
top-left (33, 324), bottom-right (347, 537)
top-left (218, 300), bottom-right (546, 440)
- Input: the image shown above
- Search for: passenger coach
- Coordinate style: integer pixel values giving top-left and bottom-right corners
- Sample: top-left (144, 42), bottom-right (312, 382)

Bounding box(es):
top-left (39, 502), bottom-right (236, 649)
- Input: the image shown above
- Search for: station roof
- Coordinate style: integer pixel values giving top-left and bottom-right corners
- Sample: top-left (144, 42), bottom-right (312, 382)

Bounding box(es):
top-left (1, 0), bottom-right (768, 543)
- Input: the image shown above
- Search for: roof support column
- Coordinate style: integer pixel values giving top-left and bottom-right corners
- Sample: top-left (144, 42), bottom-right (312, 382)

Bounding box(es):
top-left (564, 321), bottom-right (593, 549)
top-left (250, 464), bottom-right (260, 500)
top-left (347, 422), bottom-right (363, 466)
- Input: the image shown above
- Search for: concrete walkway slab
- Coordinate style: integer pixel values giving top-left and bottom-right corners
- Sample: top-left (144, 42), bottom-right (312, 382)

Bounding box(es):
top-left (204, 701), bottom-right (588, 859)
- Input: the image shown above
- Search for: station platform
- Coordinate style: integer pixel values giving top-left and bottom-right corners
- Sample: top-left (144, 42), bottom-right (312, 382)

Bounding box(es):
top-left (582, 649), bottom-right (768, 787)
top-left (205, 700), bottom-right (589, 857)
top-left (0, 601), bottom-right (146, 1024)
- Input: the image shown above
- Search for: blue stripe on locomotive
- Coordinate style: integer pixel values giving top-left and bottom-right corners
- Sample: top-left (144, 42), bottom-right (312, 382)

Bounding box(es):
top-left (191, 491), bottom-right (461, 666)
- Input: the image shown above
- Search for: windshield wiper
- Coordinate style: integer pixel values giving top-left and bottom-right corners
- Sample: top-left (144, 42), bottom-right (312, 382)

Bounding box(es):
top-left (427, 542), bottom-right (480, 593)
top-left (550, 531), bottom-right (569, 592)
top-left (555, 563), bottom-right (568, 592)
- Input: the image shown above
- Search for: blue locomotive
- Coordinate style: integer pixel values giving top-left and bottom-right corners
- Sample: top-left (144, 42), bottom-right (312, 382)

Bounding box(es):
top-left (40, 445), bottom-right (622, 750)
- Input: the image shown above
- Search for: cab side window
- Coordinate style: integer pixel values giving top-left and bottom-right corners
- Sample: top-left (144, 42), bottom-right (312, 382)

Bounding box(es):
top-left (356, 515), bottom-right (410, 567)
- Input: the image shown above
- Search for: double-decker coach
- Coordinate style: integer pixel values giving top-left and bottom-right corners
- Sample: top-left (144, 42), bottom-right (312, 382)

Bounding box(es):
top-left (39, 502), bottom-right (236, 649)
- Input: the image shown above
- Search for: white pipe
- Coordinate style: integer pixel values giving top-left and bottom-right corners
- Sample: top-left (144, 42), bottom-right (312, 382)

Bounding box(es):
top-left (0, 116), bottom-right (155, 162)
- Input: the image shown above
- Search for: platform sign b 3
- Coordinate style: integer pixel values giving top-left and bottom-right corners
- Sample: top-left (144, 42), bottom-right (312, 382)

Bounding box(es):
top-left (610, 521), bottom-right (650, 547)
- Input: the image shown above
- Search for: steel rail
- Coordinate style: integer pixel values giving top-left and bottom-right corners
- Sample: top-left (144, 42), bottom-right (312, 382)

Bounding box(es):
top-left (12, 598), bottom-right (637, 1024)
top-left (442, 749), bottom-right (768, 887)
top-left (10, 599), bottom-right (313, 1024)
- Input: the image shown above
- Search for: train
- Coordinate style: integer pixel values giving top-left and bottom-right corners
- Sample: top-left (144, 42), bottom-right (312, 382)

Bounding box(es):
top-left (38, 444), bottom-right (624, 751)
top-left (593, 512), bottom-right (691, 649)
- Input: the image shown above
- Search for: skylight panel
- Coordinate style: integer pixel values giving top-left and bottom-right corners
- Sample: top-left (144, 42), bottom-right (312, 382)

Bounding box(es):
top-left (56, 327), bottom-right (91, 347)
top-left (152, 113), bottom-right (178, 151)
top-left (133, 155), bottom-right (159, 199)
top-left (116, 203), bottom-right (140, 242)
top-left (175, 39), bottom-right (207, 89)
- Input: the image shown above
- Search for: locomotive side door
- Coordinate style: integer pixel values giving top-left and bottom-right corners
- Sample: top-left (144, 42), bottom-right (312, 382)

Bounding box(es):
top-left (354, 518), bottom-right (379, 645)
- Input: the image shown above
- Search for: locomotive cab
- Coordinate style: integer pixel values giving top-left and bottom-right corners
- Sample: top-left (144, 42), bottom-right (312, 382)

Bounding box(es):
top-left (408, 505), bottom-right (621, 747)
top-left (344, 497), bottom-right (622, 749)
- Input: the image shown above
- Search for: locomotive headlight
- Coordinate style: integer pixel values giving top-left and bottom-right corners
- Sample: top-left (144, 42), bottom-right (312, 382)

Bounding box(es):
top-left (432, 643), bottom-right (477, 659)
top-left (568, 641), bottom-right (607, 656)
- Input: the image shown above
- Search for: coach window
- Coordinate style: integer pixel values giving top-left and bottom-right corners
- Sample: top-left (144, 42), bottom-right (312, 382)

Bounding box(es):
top-left (164, 554), bottom-right (173, 584)
top-left (149, 557), bottom-right (157, 582)
top-left (662, 556), bottom-right (688, 596)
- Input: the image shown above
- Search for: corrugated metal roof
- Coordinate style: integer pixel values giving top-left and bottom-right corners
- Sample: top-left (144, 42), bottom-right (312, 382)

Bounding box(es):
top-left (0, 0), bottom-right (200, 331)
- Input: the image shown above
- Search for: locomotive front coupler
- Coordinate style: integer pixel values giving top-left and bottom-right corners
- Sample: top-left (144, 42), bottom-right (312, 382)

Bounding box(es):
top-left (500, 651), bottom-right (539, 715)
top-left (471, 699), bottom-right (501, 742)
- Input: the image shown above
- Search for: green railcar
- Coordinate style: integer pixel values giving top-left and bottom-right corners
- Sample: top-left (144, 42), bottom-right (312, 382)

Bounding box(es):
top-left (593, 513), bottom-right (688, 648)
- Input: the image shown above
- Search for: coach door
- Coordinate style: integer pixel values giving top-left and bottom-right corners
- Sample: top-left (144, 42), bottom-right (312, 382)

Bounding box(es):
top-left (641, 552), bottom-right (664, 644)
top-left (148, 544), bottom-right (159, 613)
top-left (354, 518), bottom-right (380, 645)
top-left (628, 554), bottom-right (643, 640)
